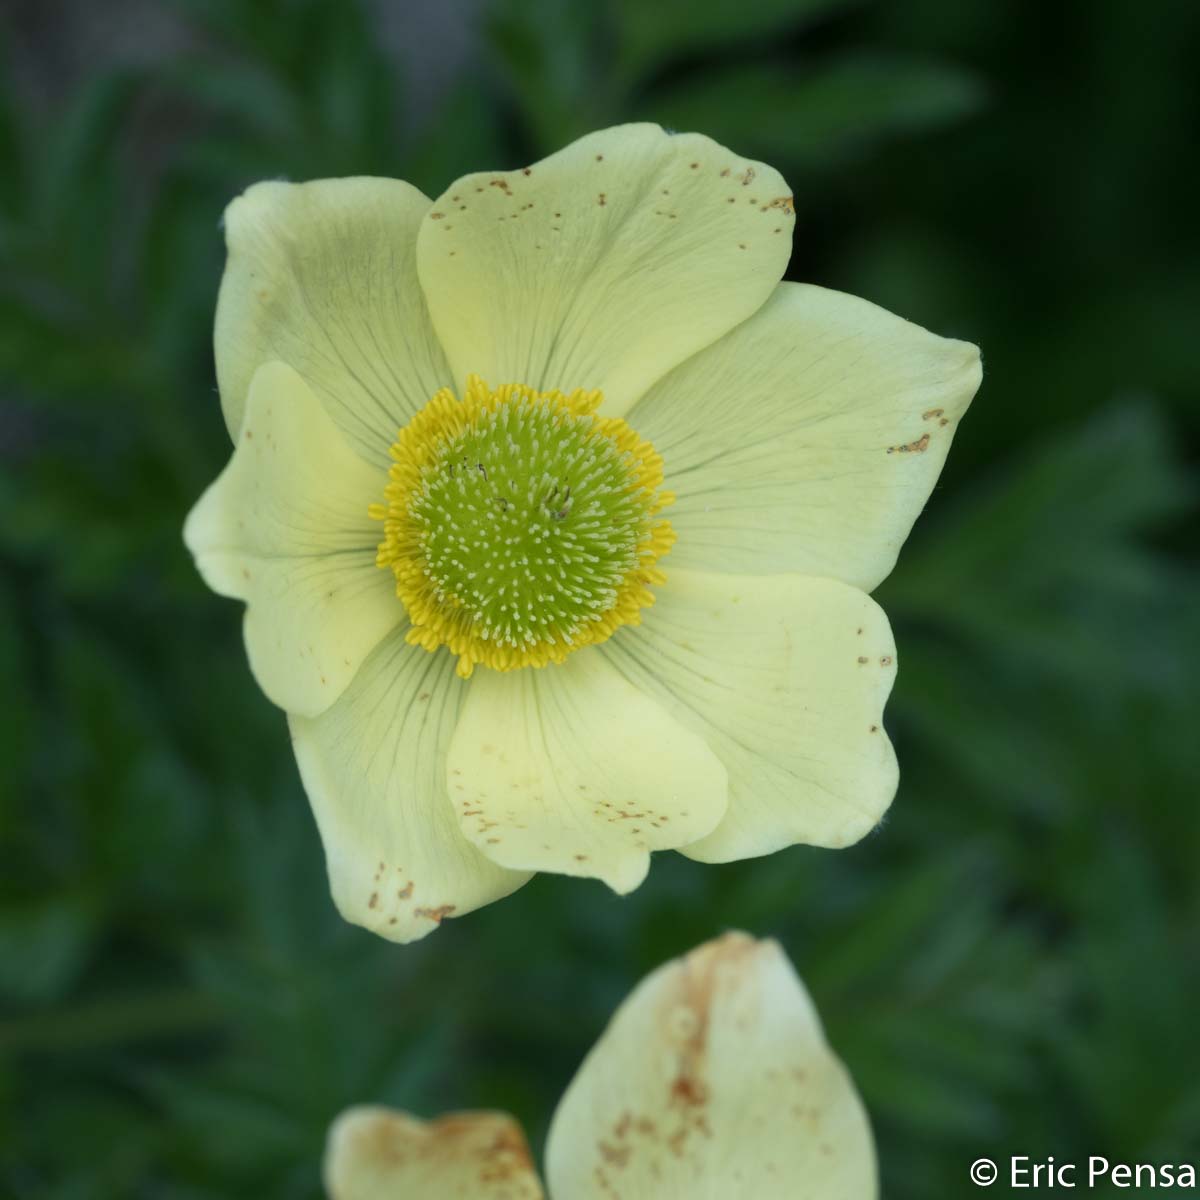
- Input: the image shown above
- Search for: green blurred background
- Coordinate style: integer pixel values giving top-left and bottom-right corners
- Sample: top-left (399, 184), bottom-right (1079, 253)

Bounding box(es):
top-left (1, 0), bottom-right (1197, 1196)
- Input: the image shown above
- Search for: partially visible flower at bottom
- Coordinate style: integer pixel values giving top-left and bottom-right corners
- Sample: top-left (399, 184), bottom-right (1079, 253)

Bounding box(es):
top-left (324, 933), bottom-right (876, 1199)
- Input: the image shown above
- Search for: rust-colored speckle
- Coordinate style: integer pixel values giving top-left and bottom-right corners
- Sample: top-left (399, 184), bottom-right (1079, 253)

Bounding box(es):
top-left (690, 161), bottom-right (699, 168)
top-left (719, 167), bottom-right (731, 177)
top-left (598, 192), bottom-right (607, 206)
top-left (522, 166), bottom-right (532, 175)
top-left (595, 153), bottom-right (604, 161)
top-left (922, 407), bottom-right (944, 420)
top-left (670, 1075), bottom-right (709, 1107)
top-left (887, 432), bottom-right (931, 454)
top-left (880, 655), bottom-right (894, 667)
top-left (415, 904), bottom-right (456, 924)
top-left (397, 881), bottom-right (413, 900)
top-left (857, 656), bottom-right (869, 664)
top-left (598, 1140), bottom-right (630, 1167)
top-left (430, 211), bottom-right (445, 220)
top-left (368, 892), bottom-right (379, 910)
top-left (740, 166), bottom-right (756, 187)
top-left (765, 195), bottom-right (795, 214)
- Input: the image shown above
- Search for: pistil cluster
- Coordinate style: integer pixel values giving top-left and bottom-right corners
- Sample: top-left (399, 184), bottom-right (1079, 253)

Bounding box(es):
top-left (372, 377), bottom-right (674, 677)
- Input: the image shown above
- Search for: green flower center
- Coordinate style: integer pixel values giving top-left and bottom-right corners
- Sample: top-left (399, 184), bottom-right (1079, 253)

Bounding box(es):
top-left (372, 378), bottom-right (675, 677)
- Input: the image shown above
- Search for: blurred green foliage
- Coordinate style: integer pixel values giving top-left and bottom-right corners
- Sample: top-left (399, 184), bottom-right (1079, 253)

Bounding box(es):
top-left (1, 0), bottom-right (1197, 1196)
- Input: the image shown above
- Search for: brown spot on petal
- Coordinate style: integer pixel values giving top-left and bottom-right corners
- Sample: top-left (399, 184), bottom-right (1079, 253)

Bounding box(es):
top-left (670, 1076), bottom-right (709, 1106)
top-left (887, 432), bottom-right (931, 454)
top-left (415, 904), bottom-right (456, 924)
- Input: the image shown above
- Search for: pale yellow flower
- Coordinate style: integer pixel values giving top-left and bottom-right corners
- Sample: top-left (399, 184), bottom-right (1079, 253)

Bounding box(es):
top-left (324, 933), bottom-right (876, 1199)
top-left (184, 124), bottom-right (981, 942)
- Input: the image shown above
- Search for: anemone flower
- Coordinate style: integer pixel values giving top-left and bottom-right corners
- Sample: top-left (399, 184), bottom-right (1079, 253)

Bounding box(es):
top-left (185, 124), bottom-right (981, 941)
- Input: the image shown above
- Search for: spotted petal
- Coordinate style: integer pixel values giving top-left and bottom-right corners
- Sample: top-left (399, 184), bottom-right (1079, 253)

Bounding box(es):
top-left (184, 361), bottom-right (398, 719)
top-left (324, 1107), bottom-right (544, 1200)
top-left (602, 568), bottom-right (897, 861)
top-left (630, 282), bottom-right (982, 592)
top-left (216, 177), bottom-right (453, 463)
top-left (290, 631), bottom-right (530, 943)
top-left (446, 650), bottom-right (728, 893)
top-left (417, 123), bottom-right (794, 417)
top-left (545, 932), bottom-right (877, 1199)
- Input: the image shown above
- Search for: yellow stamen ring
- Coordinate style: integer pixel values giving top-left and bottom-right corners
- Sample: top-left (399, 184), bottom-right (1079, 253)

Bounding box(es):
top-left (371, 376), bottom-right (674, 678)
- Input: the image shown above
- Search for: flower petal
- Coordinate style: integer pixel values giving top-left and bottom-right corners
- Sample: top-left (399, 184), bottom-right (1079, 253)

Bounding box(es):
top-left (215, 177), bottom-right (452, 462)
top-left (545, 932), bottom-right (877, 1199)
top-left (324, 1106), bottom-right (545, 1200)
top-left (630, 282), bottom-right (982, 591)
top-left (417, 123), bottom-right (793, 416)
top-left (601, 568), bottom-right (897, 861)
top-left (184, 361), bottom-right (399, 719)
top-left (446, 650), bottom-right (728, 894)
top-left (290, 632), bottom-right (530, 943)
